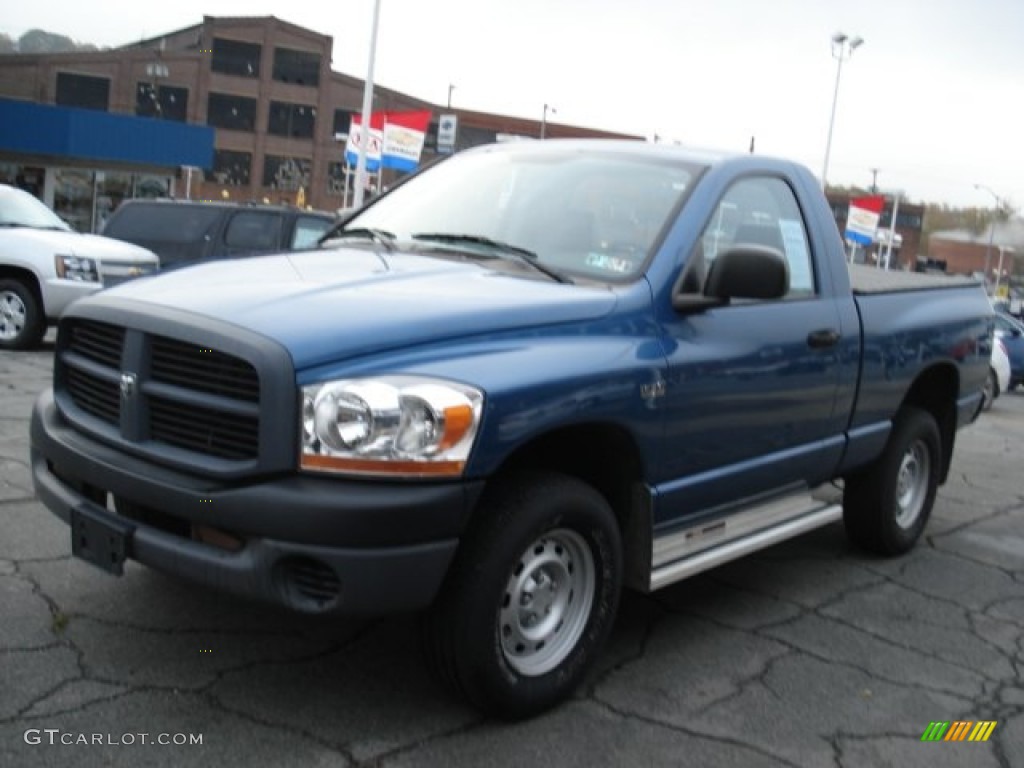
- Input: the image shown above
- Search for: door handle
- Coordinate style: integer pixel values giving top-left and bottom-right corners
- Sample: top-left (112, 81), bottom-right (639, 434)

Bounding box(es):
top-left (807, 329), bottom-right (841, 349)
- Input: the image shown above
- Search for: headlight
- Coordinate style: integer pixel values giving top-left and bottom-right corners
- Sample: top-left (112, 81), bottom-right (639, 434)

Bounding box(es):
top-left (300, 375), bottom-right (483, 477)
top-left (55, 254), bottom-right (100, 283)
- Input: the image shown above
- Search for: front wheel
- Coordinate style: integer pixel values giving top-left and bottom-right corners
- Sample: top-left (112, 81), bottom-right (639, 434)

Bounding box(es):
top-left (843, 406), bottom-right (941, 555)
top-left (422, 471), bottom-right (622, 719)
top-left (0, 279), bottom-right (46, 351)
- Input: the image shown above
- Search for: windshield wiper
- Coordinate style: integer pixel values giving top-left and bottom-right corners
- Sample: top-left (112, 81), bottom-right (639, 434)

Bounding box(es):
top-left (0, 222), bottom-right (71, 231)
top-left (411, 233), bottom-right (573, 284)
top-left (321, 227), bottom-right (396, 251)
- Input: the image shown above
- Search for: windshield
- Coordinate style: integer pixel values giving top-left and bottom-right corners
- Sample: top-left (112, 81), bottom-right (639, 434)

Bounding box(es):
top-left (0, 185), bottom-right (71, 231)
top-left (343, 146), bottom-right (700, 282)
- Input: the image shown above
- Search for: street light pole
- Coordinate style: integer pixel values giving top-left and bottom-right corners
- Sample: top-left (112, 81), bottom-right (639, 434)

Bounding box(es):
top-left (821, 32), bottom-right (863, 190)
top-left (975, 183), bottom-right (1002, 294)
top-left (447, 83), bottom-right (456, 109)
top-left (540, 103), bottom-right (556, 140)
top-left (353, 0), bottom-right (382, 210)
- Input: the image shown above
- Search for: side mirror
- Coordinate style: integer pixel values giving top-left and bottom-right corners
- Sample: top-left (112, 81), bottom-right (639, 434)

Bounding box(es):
top-left (672, 245), bottom-right (789, 312)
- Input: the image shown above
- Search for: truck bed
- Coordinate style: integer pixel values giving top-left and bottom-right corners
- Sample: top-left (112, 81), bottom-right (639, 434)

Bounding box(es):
top-left (849, 264), bottom-right (980, 295)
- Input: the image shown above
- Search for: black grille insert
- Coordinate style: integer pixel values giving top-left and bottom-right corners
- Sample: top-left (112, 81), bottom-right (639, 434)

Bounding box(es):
top-left (150, 396), bottom-right (259, 460)
top-left (151, 336), bottom-right (259, 402)
top-left (67, 320), bottom-right (124, 368)
top-left (65, 367), bottom-right (119, 425)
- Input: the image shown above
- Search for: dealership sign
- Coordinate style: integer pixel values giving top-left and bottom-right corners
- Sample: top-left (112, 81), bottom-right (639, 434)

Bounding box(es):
top-left (345, 111), bottom-right (432, 172)
top-left (845, 194), bottom-right (885, 245)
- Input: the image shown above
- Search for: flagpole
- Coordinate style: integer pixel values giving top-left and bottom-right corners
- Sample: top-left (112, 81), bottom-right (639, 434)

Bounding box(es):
top-left (354, 0), bottom-right (381, 209)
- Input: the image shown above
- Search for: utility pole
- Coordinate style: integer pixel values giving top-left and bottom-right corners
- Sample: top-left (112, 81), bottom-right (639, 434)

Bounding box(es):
top-left (975, 183), bottom-right (1002, 294)
top-left (540, 103), bottom-right (556, 140)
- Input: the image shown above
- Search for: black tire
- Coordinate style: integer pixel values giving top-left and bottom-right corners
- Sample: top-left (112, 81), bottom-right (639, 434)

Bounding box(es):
top-left (422, 470), bottom-right (622, 720)
top-left (981, 369), bottom-right (998, 412)
top-left (0, 279), bottom-right (46, 351)
top-left (843, 406), bottom-right (941, 556)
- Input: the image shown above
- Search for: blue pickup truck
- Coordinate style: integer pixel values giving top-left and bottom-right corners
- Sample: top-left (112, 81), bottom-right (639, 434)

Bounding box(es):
top-left (31, 140), bottom-right (993, 718)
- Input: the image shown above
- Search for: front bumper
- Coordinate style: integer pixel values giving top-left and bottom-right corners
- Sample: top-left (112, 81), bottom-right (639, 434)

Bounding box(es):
top-left (42, 278), bottom-right (101, 320)
top-left (31, 388), bottom-right (484, 614)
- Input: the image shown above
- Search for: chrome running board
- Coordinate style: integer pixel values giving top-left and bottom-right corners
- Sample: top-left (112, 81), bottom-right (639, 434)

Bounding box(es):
top-left (649, 492), bottom-right (842, 591)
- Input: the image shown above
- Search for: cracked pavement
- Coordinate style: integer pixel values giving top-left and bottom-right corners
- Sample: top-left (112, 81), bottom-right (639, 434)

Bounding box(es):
top-left (2, 338), bottom-right (1022, 767)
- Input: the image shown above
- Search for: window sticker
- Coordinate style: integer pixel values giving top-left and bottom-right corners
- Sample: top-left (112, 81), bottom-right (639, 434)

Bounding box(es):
top-left (585, 253), bottom-right (634, 274)
top-left (777, 219), bottom-right (813, 291)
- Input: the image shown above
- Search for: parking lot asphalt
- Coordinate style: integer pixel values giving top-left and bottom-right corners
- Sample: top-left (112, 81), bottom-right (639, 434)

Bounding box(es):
top-left (1, 336), bottom-right (1022, 768)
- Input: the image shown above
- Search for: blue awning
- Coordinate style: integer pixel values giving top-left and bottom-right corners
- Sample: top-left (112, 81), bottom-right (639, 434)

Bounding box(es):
top-left (0, 98), bottom-right (214, 169)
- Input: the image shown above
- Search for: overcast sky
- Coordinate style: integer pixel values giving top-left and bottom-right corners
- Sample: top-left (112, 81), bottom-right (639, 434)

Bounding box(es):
top-left (4, 0), bottom-right (1023, 209)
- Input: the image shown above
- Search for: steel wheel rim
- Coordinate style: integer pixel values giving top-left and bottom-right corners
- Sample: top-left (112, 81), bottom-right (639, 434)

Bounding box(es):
top-left (499, 528), bottom-right (595, 677)
top-left (982, 372), bottom-right (995, 409)
top-left (0, 290), bottom-right (27, 341)
top-left (894, 439), bottom-right (930, 529)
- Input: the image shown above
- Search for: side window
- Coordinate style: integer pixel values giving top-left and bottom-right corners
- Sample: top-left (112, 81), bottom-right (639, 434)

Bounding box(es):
top-left (692, 177), bottom-right (815, 298)
top-left (291, 216), bottom-right (333, 249)
top-left (224, 211), bottom-right (284, 252)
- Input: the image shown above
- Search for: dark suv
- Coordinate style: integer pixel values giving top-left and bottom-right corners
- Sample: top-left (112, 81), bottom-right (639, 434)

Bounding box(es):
top-left (101, 200), bottom-right (336, 269)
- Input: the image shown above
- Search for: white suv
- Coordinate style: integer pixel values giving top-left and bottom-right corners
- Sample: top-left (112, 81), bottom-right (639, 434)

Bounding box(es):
top-left (0, 184), bottom-right (159, 350)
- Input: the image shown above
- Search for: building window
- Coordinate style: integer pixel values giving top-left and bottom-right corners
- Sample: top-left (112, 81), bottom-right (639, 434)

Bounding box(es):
top-left (879, 211), bottom-right (923, 229)
top-left (135, 175), bottom-right (171, 199)
top-left (206, 150), bottom-right (252, 187)
top-left (53, 168), bottom-right (94, 232)
top-left (332, 109), bottom-right (354, 137)
top-left (272, 47), bottom-right (320, 86)
top-left (135, 82), bottom-right (188, 121)
top-left (206, 93), bottom-right (257, 132)
top-left (457, 125), bottom-right (498, 150)
top-left (211, 38), bottom-right (261, 78)
top-left (262, 155), bottom-right (311, 191)
top-left (327, 161), bottom-right (347, 197)
top-left (424, 121), bottom-right (439, 151)
top-left (268, 101), bottom-right (316, 139)
top-left (55, 72), bottom-right (110, 111)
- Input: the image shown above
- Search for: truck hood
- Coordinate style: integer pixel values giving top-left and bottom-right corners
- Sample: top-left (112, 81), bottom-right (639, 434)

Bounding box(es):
top-left (4, 227), bottom-right (158, 264)
top-left (105, 247), bottom-right (618, 369)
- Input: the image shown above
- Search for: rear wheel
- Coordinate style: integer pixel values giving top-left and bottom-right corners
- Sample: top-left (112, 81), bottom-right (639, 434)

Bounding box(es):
top-left (981, 369), bottom-right (998, 411)
top-left (422, 471), bottom-right (622, 719)
top-left (0, 279), bottom-right (46, 350)
top-left (843, 406), bottom-right (940, 555)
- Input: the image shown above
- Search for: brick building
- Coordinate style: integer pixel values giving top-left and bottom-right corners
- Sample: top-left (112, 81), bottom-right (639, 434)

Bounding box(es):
top-left (928, 220), bottom-right (1023, 296)
top-left (0, 15), bottom-right (639, 230)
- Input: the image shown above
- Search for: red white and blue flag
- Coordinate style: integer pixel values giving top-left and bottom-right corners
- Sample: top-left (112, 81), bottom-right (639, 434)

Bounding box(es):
top-left (344, 112), bottom-right (385, 172)
top-left (845, 195), bottom-right (884, 246)
top-left (345, 110), bottom-right (431, 172)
